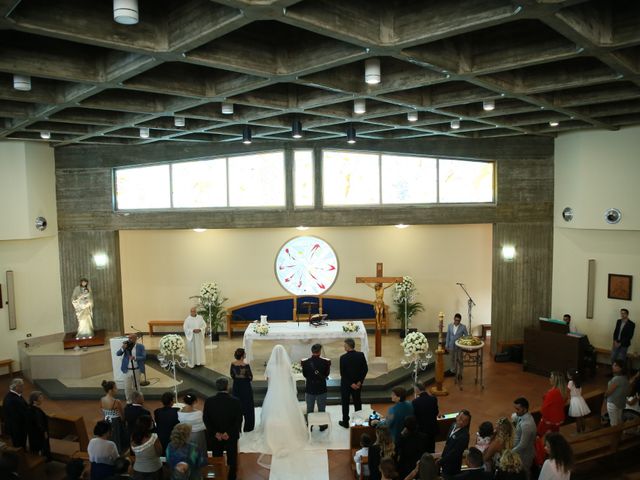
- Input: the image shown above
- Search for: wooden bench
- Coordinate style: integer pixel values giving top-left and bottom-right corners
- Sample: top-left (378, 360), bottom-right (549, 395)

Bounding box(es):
top-left (569, 417), bottom-right (640, 470)
top-left (0, 445), bottom-right (46, 478)
top-left (0, 358), bottom-right (13, 377)
top-left (48, 413), bottom-right (90, 462)
top-left (148, 320), bottom-right (183, 335)
top-left (593, 346), bottom-right (639, 364)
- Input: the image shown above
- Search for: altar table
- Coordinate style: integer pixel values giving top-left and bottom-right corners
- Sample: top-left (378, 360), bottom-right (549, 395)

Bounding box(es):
top-left (243, 321), bottom-right (369, 363)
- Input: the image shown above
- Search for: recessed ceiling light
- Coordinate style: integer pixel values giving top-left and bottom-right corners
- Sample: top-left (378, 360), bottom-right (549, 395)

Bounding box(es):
top-left (483, 100), bottom-right (495, 111)
top-left (40, 131), bottom-right (51, 139)
top-left (450, 119), bottom-right (460, 129)
top-left (174, 116), bottom-right (185, 127)
top-left (193, 228), bottom-right (206, 233)
top-left (139, 127), bottom-right (149, 138)
top-left (222, 102), bottom-right (234, 114)
top-left (354, 99), bottom-right (366, 114)
top-left (407, 111), bottom-right (418, 122)
top-left (13, 74), bottom-right (31, 91)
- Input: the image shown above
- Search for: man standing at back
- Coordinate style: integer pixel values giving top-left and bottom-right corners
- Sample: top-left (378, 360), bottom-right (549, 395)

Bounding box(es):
top-left (302, 343), bottom-right (331, 431)
top-left (203, 377), bottom-right (242, 480)
top-left (412, 381), bottom-right (439, 453)
top-left (512, 397), bottom-right (536, 479)
top-left (339, 338), bottom-right (368, 428)
top-left (612, 308), bottom-right (635, 364)
top-left (2, 378), bottom-right (28, 448)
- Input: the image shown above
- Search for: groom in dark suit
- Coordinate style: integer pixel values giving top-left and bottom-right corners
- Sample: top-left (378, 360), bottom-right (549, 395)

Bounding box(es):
top-left (203, 377), bottom-right (243, 480)
top-left (437, 409), bottom-right (471, 479)
top-left (339, 338), bottom-right (368, 428)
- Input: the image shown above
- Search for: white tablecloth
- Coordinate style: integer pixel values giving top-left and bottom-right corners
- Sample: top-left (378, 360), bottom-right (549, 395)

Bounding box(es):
top-left (243, 321), bottom-right (369, 363)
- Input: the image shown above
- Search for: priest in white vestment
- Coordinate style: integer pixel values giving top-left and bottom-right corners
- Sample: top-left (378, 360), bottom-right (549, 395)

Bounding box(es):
top-left (184, 307), bottom-right (207, 368)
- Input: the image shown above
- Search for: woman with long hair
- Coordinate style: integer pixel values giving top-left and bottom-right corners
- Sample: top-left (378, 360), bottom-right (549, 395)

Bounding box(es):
top-left (165, 423), bottom-right (206, 480)
top-left (368, 424), bottom-right (394, 480)
top-left (130, 415), bottom-right (162, 480)
top-left (538, 371), bottom-right (567, 436)
top-left (494, 450), bottom-right (526, 480)
top-left (403, 452), bottom-right (438, 480)
top-left (539, 432), bottom-right (573, 480)
top-left (177, 393), bottom-right (207, 458)
top-left (100, 380), bottom-right (127, 454)
top-left (230, 347), bottom-right (255, 432)
top-left (483, 416), bottom-right (514, 472)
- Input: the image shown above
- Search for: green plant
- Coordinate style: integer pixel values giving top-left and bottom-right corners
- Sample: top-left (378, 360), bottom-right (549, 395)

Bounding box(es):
top-left (393, 276), bottom-right (425, 331)
top-left (197, 282), bottom-right (228, 334)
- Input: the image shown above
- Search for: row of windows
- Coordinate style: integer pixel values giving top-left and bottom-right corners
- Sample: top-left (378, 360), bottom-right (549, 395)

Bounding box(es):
top-left (114, 150), bottom-right (494, 210)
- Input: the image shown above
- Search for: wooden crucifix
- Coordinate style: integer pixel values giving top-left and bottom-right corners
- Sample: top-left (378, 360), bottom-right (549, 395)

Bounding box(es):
top-left (356, 262), bottom-right (403, 357)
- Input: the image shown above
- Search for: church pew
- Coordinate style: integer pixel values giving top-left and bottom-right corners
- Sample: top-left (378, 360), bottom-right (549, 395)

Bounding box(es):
top-left (0, 445), bottom-right (46, 479)
top-left (226, 294), bottom-right (387, 338)
top-left (47, 413), bottom-right (90, 462)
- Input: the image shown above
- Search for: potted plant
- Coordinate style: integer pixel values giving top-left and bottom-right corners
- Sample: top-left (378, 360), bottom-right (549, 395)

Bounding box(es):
top-left (197, 281), bottom-right (227, 341)
top-left (393, 276), bottom-right (425, 338)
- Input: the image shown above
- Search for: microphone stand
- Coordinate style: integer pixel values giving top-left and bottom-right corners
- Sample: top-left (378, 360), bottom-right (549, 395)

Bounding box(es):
top-left (129, 349), bottom-right (139, 392)
top-left (457, 283), bottom-right (476, 336)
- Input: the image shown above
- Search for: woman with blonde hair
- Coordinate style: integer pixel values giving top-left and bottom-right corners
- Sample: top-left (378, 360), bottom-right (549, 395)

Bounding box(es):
top-left (494, 450), bottom-right (526, 480)
top-left (165, 423), bottom-right (206, 480)
top-left (538, 371), bottom-right (567, 436)
top-left (482, 417), bottom-right (514, 472)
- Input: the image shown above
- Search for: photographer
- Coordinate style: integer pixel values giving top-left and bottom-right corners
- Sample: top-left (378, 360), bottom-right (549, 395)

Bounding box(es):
top-left (116, 334), bottom-right (146, 404)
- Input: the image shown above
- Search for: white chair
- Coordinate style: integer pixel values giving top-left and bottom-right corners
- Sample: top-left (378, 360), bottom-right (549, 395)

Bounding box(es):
top-left (307, 411), bottom-right (332, 439)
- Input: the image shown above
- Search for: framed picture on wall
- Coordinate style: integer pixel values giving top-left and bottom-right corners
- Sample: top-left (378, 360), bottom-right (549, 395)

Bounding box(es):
top-left (608, 274), bottom-right (632, 301)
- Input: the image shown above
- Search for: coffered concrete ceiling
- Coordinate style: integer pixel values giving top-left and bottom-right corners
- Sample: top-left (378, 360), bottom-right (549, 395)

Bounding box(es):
top-left (1, 0), bottom-right (639, 147)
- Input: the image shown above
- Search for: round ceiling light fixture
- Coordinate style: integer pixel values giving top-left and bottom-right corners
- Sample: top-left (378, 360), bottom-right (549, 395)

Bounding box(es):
top-left (604, 208), bottom-right (621, 225)
top-left (561, 207), bottom-right (574, 222)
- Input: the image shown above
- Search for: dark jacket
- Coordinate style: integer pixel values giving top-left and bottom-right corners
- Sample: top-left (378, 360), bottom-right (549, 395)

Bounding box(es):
top-left (454, 467), bottom-right (493, 479)
top-left (396, 430), bottom-right (429, 479)
top-left (27, 404), bottom-right (50, 456)
top-left (302, 355), bottom-right (331, 394)
top-left (153, 406), bottom-right (179, 452)
top-left (412, 391), bottom-right (439, 449)
top-left (2, 391), bottom-right (29, 448)
top-left (613, 319), bottom-right (635, 347)
top-left (203, 392), bottom-right (242, 440)
top-left (339, 350), bottom-right (368, 386)
top-left (440, 424), bottom-right (470, 476)
top-left (123, 404), bottom-right (151, 435)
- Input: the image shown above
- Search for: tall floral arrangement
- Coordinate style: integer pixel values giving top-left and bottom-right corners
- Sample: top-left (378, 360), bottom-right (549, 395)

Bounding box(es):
top-left (197, 281), bottom-right (227, 334)
top-left (393, 276), bottom-right (425, 332)
top-left (159, 334), bottom-right (185, 356)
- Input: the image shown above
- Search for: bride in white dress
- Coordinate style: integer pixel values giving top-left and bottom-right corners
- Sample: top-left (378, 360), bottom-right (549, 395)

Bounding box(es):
top-left (259, 344), bottom-right (308, 456)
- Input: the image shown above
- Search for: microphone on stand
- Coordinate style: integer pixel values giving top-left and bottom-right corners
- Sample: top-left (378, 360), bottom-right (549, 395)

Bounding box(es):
top-left (130, 325), bottom-right (151, 387)
top-left (456, 282), bottom-right (463, 285)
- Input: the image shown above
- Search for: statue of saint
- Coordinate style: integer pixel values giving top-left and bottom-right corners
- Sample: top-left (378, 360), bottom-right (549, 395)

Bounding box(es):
top-left (72, 278), bottom-right (94, 339)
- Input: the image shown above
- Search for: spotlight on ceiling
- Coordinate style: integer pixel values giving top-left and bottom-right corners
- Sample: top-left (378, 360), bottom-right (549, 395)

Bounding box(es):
top-left (346, 124), bottom-right (356, 144)
top-left (450, 119), bottom-right (460, 129)
top-left (292, 120), bottom-right (303, 139)
top-left (364, 58), bottom-right (381, 85)
top-left (221, 102), bottom-right (234, 115)
top-left (242, 126), bottom-right (252, 144)
top-left (549, 121), bottom-right (559, 127)
top-left (483, 99), bottom-right (495, 111)
top-left (139, 127), bottom-right (150, 138)
top-left (174, 116), bottom-right (185, 127)
top-left (407, 111), bottom-right (418, 122)
top-left (40, 131), bottom-right (51, 140)
top-left (13, 74), bottom-right (31, 91)
top-left (354, 99), bottom-right (366, 114)
top-left (113, 0), bottom-right (139, 25)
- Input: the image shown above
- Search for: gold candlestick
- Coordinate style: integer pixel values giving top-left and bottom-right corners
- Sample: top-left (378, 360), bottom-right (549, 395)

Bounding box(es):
top-left (430, 311), bottom-right (449, 396)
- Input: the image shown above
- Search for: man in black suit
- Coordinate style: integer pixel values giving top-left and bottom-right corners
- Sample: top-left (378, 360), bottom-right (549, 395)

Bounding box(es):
top-left (437, 409), bottom-right (471, 480)
top-left (412, 381), bottom-right (439, 453)
top-left (612, 308), bottom-right (635, 364)
top-left (339, 338), bottom-right (368, 428)
top-left (123, 391), bottom-right (151, 436)
top-left (302, 343), bottom-right (331, 431)
top-left (203, 377), bottom-right (243, 480)
top-left (453, 447), bottom-right (491, 479)
top-left (2, 378), bottom-right (29, 448)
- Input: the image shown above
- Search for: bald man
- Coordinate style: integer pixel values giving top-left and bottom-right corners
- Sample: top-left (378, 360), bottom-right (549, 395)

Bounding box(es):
top-left (116, 333), bottom-right (146, 403)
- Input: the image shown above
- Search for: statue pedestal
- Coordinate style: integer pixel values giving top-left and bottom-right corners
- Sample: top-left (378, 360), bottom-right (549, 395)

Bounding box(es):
top-left (368, 356), bottom-right (389, 376)
top-left (63, 329), bottom-right (106, 349)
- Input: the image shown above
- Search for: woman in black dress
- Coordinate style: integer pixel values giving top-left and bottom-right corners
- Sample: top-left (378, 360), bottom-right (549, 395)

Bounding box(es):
top-left (27, 391), bottom-right (51, 459)
top-left (230, 348), bottom-right (255, 432)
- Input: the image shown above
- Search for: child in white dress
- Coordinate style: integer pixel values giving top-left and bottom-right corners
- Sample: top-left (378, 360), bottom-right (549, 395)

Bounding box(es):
top-left (567, 370), bottom-right (590, 433)
top-left (474, 421), bottom-right (493, 453)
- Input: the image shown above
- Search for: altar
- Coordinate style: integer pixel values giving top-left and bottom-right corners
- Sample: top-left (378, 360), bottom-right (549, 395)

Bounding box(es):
top-left (243, 321), bottom-right (369, 363)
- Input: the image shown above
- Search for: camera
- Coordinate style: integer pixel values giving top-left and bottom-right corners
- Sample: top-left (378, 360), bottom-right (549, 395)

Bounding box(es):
top-left (123, 340), bottom-right (135, 350)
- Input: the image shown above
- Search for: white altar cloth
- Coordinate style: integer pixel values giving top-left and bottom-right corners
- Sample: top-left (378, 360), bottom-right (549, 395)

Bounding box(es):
top-left (243, 321), bottom-right (369, 363)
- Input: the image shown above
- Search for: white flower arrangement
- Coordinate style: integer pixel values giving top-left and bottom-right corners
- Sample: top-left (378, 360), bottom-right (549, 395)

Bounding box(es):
top-left (159, 334), bottom-right (185, 356)
top-left (291, 362), bottom-right (303, 375)
top-left (199, 281), bottom-right (220, 305)
top-left (402, 331), bottom-right (429, 355)
top-left (252, 323), bottom-right (269, 336)
top-left (342, 321), bottom-right (360, 333)
top-left (196, 281), bottom-right (227, 334)
top-left (393, 276), bottom-right (417, 304)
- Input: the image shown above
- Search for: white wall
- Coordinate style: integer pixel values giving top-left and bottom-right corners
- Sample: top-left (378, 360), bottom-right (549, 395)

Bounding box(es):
top-left (553, 126), bottom-right (640, 352)
top-left (0, 236), bottom-right (65, 369)
top-left (120, 224), bottom-right (493, 334)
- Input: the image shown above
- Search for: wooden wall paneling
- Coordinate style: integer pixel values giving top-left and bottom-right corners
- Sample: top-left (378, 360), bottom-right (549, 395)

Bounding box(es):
top-left (58, 231), bottom-right (123, 334)
top-left (491, 223), bottom-right (554, 353)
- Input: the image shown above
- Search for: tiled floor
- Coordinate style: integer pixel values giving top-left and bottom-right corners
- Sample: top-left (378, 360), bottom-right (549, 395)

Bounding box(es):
top-left (0, 336), bottom-right (626, 479)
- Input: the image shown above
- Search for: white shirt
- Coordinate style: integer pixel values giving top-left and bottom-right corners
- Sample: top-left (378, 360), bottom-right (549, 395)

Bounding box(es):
top-left (452, 324), bottom-right (460, 336)
top-left (539, 459), bottom-right (570, 480)
top-left (178, 409), bottom-right (206, 432)
top-left (88, 437), bottom-right (119, 464)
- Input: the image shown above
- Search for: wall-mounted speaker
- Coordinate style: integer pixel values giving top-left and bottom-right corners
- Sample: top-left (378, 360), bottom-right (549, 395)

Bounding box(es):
top-left (6, 270), bottom-right (16, 330)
